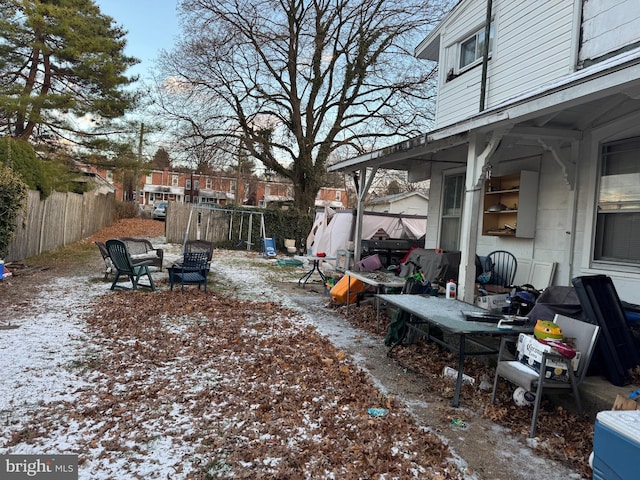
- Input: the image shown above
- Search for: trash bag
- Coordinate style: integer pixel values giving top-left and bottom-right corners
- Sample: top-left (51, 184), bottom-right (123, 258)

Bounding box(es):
top-left (384, 276), bottom-right (428, 347)
top-left (384, 308), bottom-right (411, 347)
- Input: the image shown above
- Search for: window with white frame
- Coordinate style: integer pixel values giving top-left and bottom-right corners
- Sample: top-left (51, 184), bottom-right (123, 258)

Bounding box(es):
top-left (459, 25), bottom-right (493, 70)
top-left (206, 178), bottom-right (212, 189)
top-left (172, 175), bottom-right (179, 187)
top-left (336, 190), bottom-right (341, 201)
top-left (594, 137), bottom-right (640, 265)
top-left (194, 180), bottom-right (200, 189)
top-left (440, 173), bottom-right (465, 252)
top-left (146, 174), bottom-right (152, 184)
top-left (186, 179), bottom-right (191, 189)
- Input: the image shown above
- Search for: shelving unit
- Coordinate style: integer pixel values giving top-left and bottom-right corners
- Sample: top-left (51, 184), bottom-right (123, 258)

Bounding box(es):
top-left (482, 170), bottom-right (539, 238)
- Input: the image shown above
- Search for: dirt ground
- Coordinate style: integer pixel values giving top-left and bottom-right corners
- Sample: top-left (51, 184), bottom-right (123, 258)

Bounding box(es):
top-left (0, 219), bottom-right (592, 479)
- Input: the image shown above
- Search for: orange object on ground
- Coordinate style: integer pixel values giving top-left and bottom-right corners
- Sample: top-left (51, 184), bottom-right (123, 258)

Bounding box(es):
top-left (330, 275), bottom-right (365, 304)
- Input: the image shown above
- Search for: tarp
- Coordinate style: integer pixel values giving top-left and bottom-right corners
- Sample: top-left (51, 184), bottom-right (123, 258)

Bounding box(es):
top-left (307, 208), bottom-right (427, 257)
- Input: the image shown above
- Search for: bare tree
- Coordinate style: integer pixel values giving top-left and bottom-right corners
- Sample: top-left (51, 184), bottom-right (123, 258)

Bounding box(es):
top-left (159, 0), bottom-right (445, 213)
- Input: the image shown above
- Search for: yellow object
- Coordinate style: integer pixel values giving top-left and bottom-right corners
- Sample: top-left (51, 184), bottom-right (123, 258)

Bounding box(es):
top-left (534, 320), bottom-right (563, 340)
top-left (330, 275), bottom-right (365, 304)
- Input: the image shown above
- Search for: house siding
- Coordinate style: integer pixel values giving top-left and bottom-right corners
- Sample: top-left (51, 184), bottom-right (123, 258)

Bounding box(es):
top-left (580, 0), bottom-right (640, 63)
top-left (434, 0), bottom-right (575, 129)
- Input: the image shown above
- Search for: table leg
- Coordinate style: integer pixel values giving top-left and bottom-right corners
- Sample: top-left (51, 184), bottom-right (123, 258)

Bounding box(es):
top-left (346, 274), bottom-right (351, 314)
top-left (375, 286), bottom-right (381, 332)
top-left (298, 260), bottom-right (319, 287)
top-left (453, 334), bottom-right (466, 408)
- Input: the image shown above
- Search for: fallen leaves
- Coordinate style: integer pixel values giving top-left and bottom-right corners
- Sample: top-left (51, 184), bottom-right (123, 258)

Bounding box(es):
top-left (6, 288), bottom-right (463, 479)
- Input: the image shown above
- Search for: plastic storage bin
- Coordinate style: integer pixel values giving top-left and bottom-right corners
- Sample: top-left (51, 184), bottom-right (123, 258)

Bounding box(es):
top-left (592, 410), bottom-right (640, 480)
top-left (330, 275), bottom-right (365, 305)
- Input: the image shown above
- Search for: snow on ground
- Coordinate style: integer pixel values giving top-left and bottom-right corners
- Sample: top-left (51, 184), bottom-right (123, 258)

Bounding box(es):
top-left (0, 246), bottom-right (466, 479)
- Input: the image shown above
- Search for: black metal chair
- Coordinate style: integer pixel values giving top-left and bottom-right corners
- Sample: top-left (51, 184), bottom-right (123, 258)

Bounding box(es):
top-left (484, 250), bottom-right (518, 288)
top-left (169, 251), bottom-right (210, 293)
top-left (105, 239), bottom-right (156, 291)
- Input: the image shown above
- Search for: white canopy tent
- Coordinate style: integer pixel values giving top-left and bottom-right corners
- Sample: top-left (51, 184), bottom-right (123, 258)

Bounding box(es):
top-left (306, 208), bottom-right (427, 257)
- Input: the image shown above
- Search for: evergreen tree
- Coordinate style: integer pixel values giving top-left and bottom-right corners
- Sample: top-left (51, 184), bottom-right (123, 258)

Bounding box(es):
top-left (0, 0), bottom-right (139, 147)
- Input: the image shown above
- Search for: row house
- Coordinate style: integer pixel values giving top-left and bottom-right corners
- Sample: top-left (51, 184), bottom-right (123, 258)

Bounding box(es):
top-left (88, 166), bottom-right (349, 209)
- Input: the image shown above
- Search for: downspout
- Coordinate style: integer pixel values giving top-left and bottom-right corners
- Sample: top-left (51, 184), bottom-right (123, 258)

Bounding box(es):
top-left (479, 0), bottom-right (493, 112)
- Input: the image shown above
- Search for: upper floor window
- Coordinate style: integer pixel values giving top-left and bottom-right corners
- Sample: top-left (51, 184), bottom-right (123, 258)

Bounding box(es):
top-left (172, 175), bottom-right (179, 187)
top-left (206, 178), bottom-right (212, 189)
top-left (194, 180), bottom-right (200, 190)
top-left (336, 191), bottom-right (341, 201)
top-left (186, 179), bottom-right (192, 189)
top-left (146, 174), bottom-right (153, 184)
top-left (459, 25), bottom-right (493, 70)
top-left (594, 137), bottom-right (640, 266)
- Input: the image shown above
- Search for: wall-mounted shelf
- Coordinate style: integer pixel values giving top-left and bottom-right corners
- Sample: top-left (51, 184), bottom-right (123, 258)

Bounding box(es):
top-left (482, 171), bottom-right (539, 238)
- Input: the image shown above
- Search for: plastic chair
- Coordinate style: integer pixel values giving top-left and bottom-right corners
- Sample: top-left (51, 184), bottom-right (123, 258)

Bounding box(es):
top-left (95, 241), bottom-right (113, 279)
top-left (491, 314), bottom-right (600, 438)
top-left (184, 240), bottom-right (214, 261)
top-left (168, 251), bottom-right (210, 293)
top-left (105, 239), bottom-right (156, 291)
top-left (484, 250), bottom-right (517, 287)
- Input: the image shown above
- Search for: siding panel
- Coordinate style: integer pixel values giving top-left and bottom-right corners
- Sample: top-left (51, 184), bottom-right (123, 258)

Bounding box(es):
top-left (433, 0), bottom-right (575, 128)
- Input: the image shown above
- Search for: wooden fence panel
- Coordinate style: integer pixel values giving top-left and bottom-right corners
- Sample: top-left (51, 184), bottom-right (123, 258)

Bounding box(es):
top-left (40, 191), bottom-right (68, 253)
top-left (165, 204), bottom-right (231, 245)
top-left (6, 190), bottom-right (115, 262)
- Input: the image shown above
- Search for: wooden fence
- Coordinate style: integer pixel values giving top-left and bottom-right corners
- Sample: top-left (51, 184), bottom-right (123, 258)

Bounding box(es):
top-left (6, 190), bottom-right (115, 262)
top-left (165, 203), bottom-right (268, 250)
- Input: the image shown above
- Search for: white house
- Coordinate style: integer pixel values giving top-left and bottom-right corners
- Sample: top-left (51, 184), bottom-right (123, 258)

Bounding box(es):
top-left (328, 0), bottom-right (640, 304)
top-left (365, 191), bottom-right (429, 214)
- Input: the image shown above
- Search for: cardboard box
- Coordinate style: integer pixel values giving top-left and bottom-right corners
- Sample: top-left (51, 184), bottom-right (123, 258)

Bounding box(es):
top-left (516, 333), bottom-right (580, 381)
top-left (475, 294), bottom-right (509, 312)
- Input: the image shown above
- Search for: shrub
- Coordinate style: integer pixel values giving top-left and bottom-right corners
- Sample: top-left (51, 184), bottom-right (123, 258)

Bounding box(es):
top-left (0, 163), bottom-right (28, 258)
top-left (115, 200), bottom-right (141, 220)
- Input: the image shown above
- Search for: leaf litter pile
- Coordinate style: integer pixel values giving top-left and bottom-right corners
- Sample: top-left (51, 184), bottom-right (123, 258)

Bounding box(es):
top-left (7, 289), bottom-right (461, 479)
top-left (336, 303), bottom-right (595, 478)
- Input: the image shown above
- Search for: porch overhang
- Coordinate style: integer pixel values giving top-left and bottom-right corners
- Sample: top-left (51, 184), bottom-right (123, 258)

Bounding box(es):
top-left (328, 47), bottom-right (640, 176)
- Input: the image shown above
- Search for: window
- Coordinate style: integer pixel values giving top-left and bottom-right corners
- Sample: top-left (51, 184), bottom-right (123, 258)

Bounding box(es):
top-left (440, 173), bottom-right (465, 252)
top-left (186, 179), bottom-right (191, 189)
top-left (206, 178), bottom-right (212, 189)
top-left (459, 25), bottom-right (493, 70)
top-left (146, 174), bottom-right (152, 184)
top-left (594, 137), bottom-right (640, 265)
top-left (336, 191), bottom-right (341, 201)
top-left (194, 180), bottom-right (200, 190)
top-left (172, 175), bottom-right (179, 187)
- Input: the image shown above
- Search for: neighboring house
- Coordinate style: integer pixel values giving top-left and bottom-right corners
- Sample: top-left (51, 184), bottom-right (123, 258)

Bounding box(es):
top-left (87, 165), bottom-right (348, 210)
top-left (329, 0), bottom-right (640, 304)
top-left (366, 191), bottom-right (429, 214)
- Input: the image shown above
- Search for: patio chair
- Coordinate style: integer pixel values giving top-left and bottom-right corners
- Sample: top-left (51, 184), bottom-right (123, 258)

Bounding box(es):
top-left (105, 239), bottom-right (157, 291)
top-left (483, 250), bottom-right (517, 291)
top-left (184, 239), bottom-right (214, 261)
top-left (491, 314), bottom-right (600, 438)
top-left (168, 251), bottom-right (210, 293)
top-left (95, 241), bottom-right (113, 279)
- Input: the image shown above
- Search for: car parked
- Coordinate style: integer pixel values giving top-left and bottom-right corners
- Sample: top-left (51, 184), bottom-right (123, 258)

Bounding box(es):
top-left (152, 202), bottom-right (168, 220)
